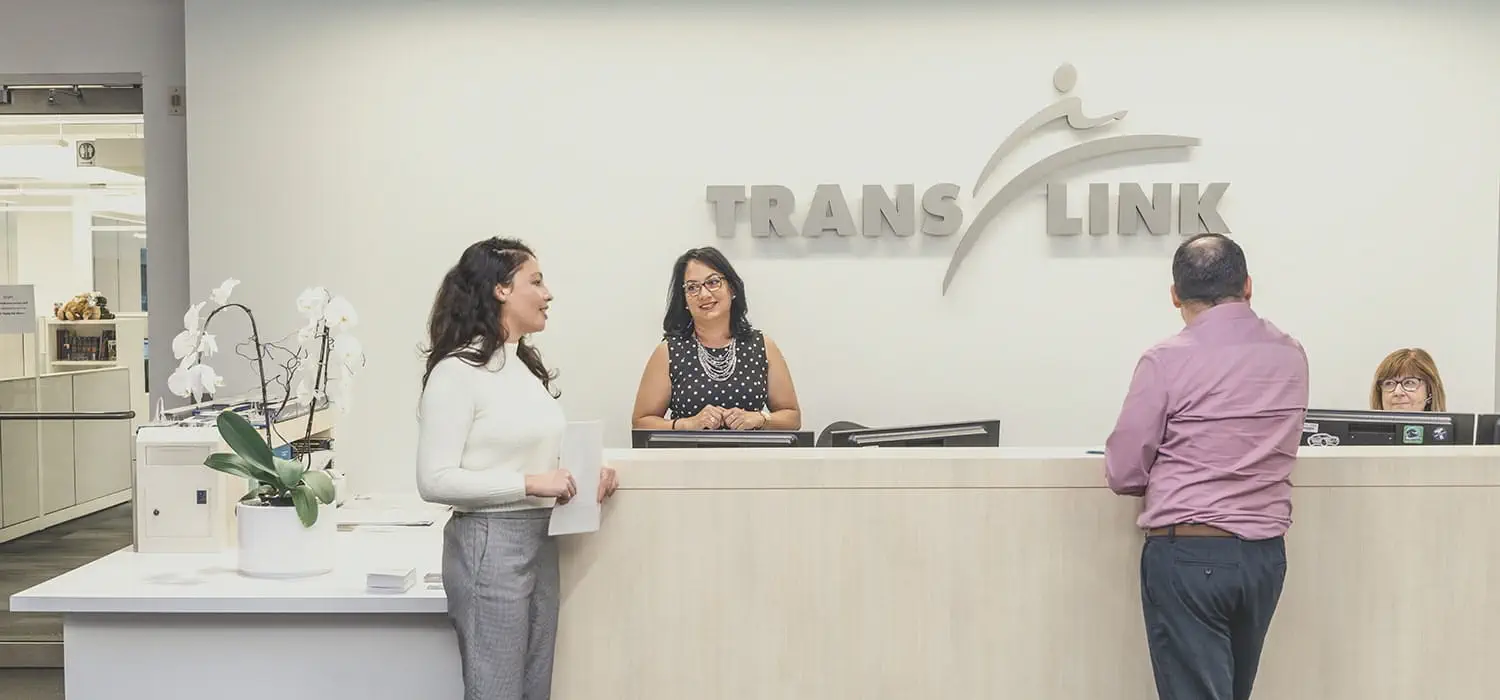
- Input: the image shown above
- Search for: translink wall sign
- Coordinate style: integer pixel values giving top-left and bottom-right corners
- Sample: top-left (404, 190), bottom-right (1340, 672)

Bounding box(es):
top-left (705, 64), bottom-right (1231, 294)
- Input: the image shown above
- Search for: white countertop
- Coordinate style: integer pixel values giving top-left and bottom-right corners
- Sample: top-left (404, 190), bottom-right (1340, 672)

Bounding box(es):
top-left (10, 499), bottom-right (450, 615)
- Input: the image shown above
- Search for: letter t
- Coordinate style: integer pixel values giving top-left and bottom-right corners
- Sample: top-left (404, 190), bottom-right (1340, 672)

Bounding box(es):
top-left (705, 186), bottom-right (747, 238)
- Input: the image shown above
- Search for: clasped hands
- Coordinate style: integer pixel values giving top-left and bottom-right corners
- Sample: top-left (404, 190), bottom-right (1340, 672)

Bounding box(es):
top-left (525, 465), bottom-right (618, 505)
top-left (682, 405), bottom-right (765, 431)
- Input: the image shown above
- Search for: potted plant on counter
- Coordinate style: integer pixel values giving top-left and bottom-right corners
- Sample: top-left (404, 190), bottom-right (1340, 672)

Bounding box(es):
top-left (169, 279), bottom-right (365, 578)
top-left (205, 410), bottom-right (337, 578)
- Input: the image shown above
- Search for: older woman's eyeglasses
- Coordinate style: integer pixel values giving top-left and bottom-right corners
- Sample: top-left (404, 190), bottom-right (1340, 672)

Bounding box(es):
top-left (683, 275), bottom-right (726, 297)
top-left (1380, 377), bottom-right (1425, 393)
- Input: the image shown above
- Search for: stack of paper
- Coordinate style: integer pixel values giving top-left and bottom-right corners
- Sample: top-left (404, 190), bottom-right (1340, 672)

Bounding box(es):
top-left (366, 567), bottom-right (417, 594)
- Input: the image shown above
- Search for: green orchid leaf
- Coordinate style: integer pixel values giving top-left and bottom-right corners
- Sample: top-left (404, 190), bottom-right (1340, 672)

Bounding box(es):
top-left (205, 452), bottom-right (277, 484)
top-left (301, 469), bottom-right (335, 505)
top-left (215, 411), bottom-right (274, 471)
top-left (273, 457), bottom-right (307, 493)
top-left (290, 484), bottom-right (319, 527)
top-left (204, 453), bottom-right (254, 480)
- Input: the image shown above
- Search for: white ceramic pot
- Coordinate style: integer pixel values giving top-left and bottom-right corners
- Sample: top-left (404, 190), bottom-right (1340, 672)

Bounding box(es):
top-left (235, 501), bottom-right (337, 579)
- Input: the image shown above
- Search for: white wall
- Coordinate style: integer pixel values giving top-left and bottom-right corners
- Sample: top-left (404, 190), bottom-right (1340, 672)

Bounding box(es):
top-left (183, 1), bottom-right (1500, 494)
top-left (0, 0), bottom-right (189, 410)
top-left (14, 212), bottom-right (89, 314)
top-left (93, 228), bottom-right (148, 314)
top-left (92, 232), bottom-right (121, 312)
top-left (0, 213), bottom-right (15, 283)
top-left (0, 213), bottom-right (24, 379)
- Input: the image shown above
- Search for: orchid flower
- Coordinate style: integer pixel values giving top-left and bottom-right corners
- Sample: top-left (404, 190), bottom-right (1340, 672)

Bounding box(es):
top-left (209, 278), bottom-right (240, 305)
top-left (168, 279), bottom-right (364, 420)
top-left (167, 288), bottom-right (232, 401)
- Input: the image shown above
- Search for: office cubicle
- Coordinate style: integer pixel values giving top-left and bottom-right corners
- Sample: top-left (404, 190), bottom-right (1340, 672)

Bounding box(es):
top-left (0, 366), bottom-right (135, 542)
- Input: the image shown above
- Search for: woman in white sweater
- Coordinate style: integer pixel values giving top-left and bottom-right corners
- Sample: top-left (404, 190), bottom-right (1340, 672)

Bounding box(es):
top-left (416, 237), bottom-right (618, 700)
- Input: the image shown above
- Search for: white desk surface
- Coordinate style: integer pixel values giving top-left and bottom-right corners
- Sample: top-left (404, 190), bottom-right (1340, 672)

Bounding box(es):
top-left (10, 497), bottom-right (450, 615)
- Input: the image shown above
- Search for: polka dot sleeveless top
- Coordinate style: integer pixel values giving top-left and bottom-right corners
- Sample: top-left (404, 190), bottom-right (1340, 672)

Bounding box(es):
top-left (666, 331), bottom-right (769, 420)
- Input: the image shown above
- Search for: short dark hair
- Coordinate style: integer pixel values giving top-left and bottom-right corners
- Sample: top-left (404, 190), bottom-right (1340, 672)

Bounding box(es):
top-left (1171, 233), bottom-right (1248, 304)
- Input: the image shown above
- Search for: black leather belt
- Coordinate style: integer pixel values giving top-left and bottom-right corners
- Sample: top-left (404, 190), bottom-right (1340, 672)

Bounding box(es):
top-left (1146, 523), bottom-right (1234, 538)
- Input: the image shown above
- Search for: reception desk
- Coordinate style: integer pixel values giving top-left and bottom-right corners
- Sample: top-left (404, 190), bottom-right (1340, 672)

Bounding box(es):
top-left (12, 446), bottom-right (1500, 699)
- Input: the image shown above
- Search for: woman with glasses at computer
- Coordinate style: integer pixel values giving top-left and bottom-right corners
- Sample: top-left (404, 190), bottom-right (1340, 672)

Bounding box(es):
top-left (1370, 347), bottom-right (1448, 412)
top-left (631, 246), bottom-right (802, 431)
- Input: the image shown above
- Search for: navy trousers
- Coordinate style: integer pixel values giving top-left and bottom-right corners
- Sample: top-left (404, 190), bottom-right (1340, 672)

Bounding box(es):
top-left (1139, 532), bottom-right (1287, 700)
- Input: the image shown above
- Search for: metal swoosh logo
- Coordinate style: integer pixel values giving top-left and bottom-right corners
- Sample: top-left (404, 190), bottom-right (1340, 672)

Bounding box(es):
top-left (941, 63), bottom-right (1201, 295)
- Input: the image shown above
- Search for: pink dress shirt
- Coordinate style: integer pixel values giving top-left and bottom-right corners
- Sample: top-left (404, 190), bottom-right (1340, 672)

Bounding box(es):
top-left (1104, 302), bottom-right (1309, 540)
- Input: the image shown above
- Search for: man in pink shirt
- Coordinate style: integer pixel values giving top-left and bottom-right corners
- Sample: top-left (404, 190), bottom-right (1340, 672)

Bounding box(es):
top-left (1105, 233), bottom-right (1309, 700)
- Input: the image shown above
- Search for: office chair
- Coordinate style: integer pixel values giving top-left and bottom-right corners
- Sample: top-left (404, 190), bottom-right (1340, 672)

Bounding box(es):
top-left (816, 421), bottom-right (867, 447)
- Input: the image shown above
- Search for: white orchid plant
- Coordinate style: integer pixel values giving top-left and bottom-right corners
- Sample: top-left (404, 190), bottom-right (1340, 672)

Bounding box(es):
top-left (290, 286), bottom-right (363, 413)
top-left (169, 279), bottom-right (365, 450)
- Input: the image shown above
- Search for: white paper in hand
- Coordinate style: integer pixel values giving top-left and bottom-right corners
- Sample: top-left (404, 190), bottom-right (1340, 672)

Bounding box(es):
top-left (549, 420), bottom-right (603, 536)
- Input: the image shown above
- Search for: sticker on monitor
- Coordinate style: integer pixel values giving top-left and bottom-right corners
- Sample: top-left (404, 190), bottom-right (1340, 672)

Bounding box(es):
top-left (1306, 432), bottom-right (1340, 447)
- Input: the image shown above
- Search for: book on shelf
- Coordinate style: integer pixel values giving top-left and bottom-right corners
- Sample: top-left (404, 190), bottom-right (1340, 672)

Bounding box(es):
top-left (54, 328), bottom-right (117, 362)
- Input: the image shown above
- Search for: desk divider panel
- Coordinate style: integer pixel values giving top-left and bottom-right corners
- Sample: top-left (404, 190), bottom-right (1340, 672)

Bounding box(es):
top-left (0, 376), bottom-right (38, 527)
top-left (0, 367), bottom-right (132, 530)
top-left (38, 373), bottom-right (76, 514)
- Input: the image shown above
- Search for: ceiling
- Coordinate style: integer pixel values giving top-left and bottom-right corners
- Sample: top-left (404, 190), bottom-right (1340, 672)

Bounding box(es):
top-left (0, 114), bottom-right (145, 221)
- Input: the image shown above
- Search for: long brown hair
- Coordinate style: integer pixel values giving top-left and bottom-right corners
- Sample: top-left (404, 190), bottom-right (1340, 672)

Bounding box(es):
top-left (420, 237), bottom-right (558, 396)
top-left (1369, 348), bottom-right (1444, 411)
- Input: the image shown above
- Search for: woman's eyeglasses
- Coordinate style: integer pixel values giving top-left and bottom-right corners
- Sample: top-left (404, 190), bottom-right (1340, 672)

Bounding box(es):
top-left (683, 276), bottom-right (726, 297)
top-left (1380, 377), bottom-right (1425, 393)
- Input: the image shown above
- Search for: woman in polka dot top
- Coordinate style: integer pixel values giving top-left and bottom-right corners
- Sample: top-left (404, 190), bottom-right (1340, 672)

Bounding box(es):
top-left (631, 246), bottom-right (802, 431)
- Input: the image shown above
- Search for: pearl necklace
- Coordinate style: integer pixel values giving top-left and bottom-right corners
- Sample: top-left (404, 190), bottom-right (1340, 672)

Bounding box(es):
top-left (696, 337), bottom-right (737, 382)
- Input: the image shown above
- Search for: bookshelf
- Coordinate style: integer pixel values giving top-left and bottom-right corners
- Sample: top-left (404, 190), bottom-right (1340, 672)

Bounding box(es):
top-left (41, 313), bottom-right (147, 434)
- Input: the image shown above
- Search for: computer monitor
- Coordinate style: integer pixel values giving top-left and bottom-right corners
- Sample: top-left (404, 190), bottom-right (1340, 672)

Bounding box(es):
top-left (1301, 409), bottom-right (1475, 447)
top-left (827, 420), bottom-right (1000, 448)
top-left (1474, 415), bottom-right (1500, 445)
top-left (630, 429), bottom-right (814, 448)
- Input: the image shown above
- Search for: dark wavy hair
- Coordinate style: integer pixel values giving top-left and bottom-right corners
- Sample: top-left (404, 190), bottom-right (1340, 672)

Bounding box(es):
top-left (420, 237), bottom-right (558, 396)
top-left (661, 246), bottom-right (754, 340)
